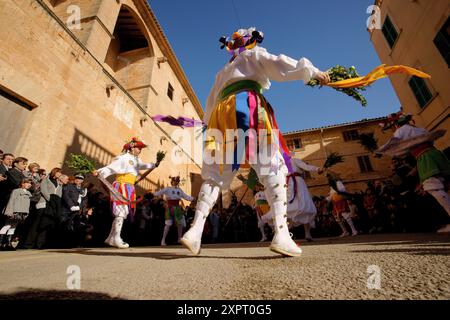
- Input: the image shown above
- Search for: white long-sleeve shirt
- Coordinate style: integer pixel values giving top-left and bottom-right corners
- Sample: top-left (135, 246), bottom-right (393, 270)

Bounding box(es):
top-left (204, 46), bottom-right (320, 124)
top-left (393, 124), bottom-right (428, 140)
top-left (379, 124), bottom-right (428, 149)
top-left (154, 187), bottom-right (194, 202)
top-left (97, 153), bottom-right (155, 178)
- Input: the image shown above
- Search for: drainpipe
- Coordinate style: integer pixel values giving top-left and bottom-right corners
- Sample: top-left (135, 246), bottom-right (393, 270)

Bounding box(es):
top-left (320, 128), bottom-right (328, 158)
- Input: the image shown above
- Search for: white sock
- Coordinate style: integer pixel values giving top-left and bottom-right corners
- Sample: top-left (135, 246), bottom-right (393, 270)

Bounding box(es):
top-left (189, 180), bottom-right (220, 234)
top-left (346, 217), bottom-right (357, 233)
top-left (428, 189), bottom-right (450, 216)
top-left (161, 225), bottom-right (170, 243)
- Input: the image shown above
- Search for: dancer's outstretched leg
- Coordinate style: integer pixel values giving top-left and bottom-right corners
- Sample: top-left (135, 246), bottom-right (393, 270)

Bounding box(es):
top-left (345, 217), bottom-right (358, 236)
top-left (338, 221), bottom-right (349, 237)
top-left (177, 224), bottom-right (184, 243)
top-left (258, 169), bottom-right (302, 257)
top-left (428, 189), bottom-right (450, 233)
top-left (105, 204), bottom-right (129, 249)
top-left (180, 180), bottom-right (220, 254)
top-left (161, 224), bottom-right (170, 246)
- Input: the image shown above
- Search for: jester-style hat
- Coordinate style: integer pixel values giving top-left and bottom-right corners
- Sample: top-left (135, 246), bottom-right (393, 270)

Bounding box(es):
top-left (379, 111), bottom-right (413, 131)
top-left (122, 137), bottom-right (147, 151)
top-left (219, 27), bottom-right (264, 59)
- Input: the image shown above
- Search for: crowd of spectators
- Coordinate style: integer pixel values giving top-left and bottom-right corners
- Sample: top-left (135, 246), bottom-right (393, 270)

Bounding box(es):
top-left (1, 149), bottom-right (448, 250)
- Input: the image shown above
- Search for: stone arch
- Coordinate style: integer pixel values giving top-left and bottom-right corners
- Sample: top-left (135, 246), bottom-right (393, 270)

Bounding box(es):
top-left (49, 0), bottom-right (68, 6)
top-left (105, 4), bottom-right (155, 108)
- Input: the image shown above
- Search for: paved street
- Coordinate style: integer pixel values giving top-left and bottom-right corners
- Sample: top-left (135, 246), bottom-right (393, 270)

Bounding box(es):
top-left (0, 233), bottom-right (449, 300)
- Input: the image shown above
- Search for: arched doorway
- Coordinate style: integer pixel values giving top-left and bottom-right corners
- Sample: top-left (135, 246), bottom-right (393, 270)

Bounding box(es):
top-left (105, 5), bottom-right (154, 108)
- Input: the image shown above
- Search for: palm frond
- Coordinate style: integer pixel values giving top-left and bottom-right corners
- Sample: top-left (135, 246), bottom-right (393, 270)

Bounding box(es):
top-left (358, 132), bottom-right (378, 153)
top-left (324, 152), bottom-right (344, 168)
top-left (156, 150), bottom-right (166, 162)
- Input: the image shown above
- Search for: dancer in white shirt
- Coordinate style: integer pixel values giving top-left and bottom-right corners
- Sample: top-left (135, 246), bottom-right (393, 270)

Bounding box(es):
top-left (94, 137), bottom-right (159, 248)
top-left (155, 176), bottom-right (195, 246)
top-left (378, 112), bottom-right (450, 233)
top-left (181, 27), bottom-right (330, 257)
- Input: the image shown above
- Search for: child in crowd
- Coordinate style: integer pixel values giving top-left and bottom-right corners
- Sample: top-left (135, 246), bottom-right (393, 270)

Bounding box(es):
top-left (0, 178), bottom-right (33, 250)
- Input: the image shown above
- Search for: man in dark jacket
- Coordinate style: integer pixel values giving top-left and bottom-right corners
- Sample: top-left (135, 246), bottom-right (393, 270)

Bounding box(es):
top-left (62, 174), bottom-right (87, 228)
top-left (4, 157), bottom-right (27, 211)
top-left (0, 154), bottom-right (15, 215)
top-left (6, 157), bottom-right (27, 191)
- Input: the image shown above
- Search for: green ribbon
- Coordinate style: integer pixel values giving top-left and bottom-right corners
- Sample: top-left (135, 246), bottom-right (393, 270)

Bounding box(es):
top-left (219, 80), bottom-right (263, 100)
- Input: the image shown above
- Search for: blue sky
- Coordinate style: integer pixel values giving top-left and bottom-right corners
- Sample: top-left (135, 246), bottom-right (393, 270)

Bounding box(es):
top-left (149, 0), bottom-right (401, 132)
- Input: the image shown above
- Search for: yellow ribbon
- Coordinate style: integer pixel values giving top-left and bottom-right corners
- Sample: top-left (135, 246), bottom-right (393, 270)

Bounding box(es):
top-left (116, 173), bottom-right (137, 185)
top-left (327, 64), bottom-right (431, 89)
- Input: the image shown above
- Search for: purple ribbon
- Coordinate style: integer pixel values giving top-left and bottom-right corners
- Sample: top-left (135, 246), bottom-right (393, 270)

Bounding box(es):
top-left (151, 115), bottom-right (204, 128)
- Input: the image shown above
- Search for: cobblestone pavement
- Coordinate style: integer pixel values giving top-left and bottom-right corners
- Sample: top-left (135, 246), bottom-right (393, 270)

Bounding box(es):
top-left (0, 233), bottom-right (448, 300)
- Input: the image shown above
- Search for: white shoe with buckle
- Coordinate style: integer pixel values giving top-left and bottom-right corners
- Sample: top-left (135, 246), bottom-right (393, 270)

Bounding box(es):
top-left (112, 238), bottom-right (129, 249)
top-left (269, 231), bottom-right (302, 257)
top-left (437, 224), bottom-right (450, 233)
top-left (180, 229), bottom-right (202, 255)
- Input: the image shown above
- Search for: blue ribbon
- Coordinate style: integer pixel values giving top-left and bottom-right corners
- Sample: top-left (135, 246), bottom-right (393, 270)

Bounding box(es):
top-left (233, 92), bottom-right (250, 171)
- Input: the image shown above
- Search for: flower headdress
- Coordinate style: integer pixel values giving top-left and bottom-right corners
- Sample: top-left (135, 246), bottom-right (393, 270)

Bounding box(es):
top-left (170, 175), bottom-right (181, 185)
top-left (379, 111), bottom-right (413, 131)
top-left (219, 27), bottom-right (264, 60)
top-left (122, 137), bottom-right (147, 152)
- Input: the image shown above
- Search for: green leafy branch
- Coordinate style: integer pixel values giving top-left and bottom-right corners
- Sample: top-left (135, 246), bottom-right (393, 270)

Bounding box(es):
top-left (65, 153), bottom-right (96, 175)
top-left (307, 65), bottom-right (368, 106)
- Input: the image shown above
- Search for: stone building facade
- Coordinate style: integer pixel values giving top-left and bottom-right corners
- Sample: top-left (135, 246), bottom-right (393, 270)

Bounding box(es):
top-left (283, 118), bottom-right (393, 196)
top-left (0, 0), bottom-right (204, 196)
top-left (226, 117), bottom-right (394, 206)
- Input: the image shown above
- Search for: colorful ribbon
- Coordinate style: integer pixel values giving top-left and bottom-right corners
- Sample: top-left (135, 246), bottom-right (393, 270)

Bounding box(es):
top-left (327, 64), bottom-right (431, 89)
top-left (151, 115), bottom-right (204, 128)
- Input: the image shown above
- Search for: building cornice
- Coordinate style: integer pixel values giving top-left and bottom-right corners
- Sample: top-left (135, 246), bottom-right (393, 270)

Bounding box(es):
top-left (134, 0), bottom-right (204, 119)
top-left (283, 117), bottom-right (387, 136)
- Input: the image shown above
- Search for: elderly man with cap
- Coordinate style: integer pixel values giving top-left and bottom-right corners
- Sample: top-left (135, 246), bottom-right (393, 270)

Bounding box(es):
top-left (62, 174), bottom-right (87, 229)
top-left (93, 137), bottom-right (160, 248)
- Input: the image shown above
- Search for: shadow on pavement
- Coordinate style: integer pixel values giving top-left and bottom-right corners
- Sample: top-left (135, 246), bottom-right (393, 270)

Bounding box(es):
top-left (46, 234), bottom-right (450, 259)
top-left (50, 248), bottom-right (286, 261)
top-left (0, 288), bottom-right (124, 300)
top-left (350, 247), bottom-right (450, 256)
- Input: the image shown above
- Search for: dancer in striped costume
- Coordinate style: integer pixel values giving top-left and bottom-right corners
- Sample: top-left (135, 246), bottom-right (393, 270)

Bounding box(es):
top-left (155, 176), bottom-right (195, 246)
top-left (180, 27), bottom-right (330, 257)
top-left (94, 138), bottom-right (160, 248)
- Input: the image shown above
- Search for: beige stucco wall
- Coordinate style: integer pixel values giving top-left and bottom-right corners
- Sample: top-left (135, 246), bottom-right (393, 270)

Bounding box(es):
top-left (287, 121), bottom-right (393, 196)
top-left (0, 0), bottom-right (203, 196)
top-left (224, 119), bottom-right (394, 206)
top-left (370, 0), bottom-right (450, 151)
